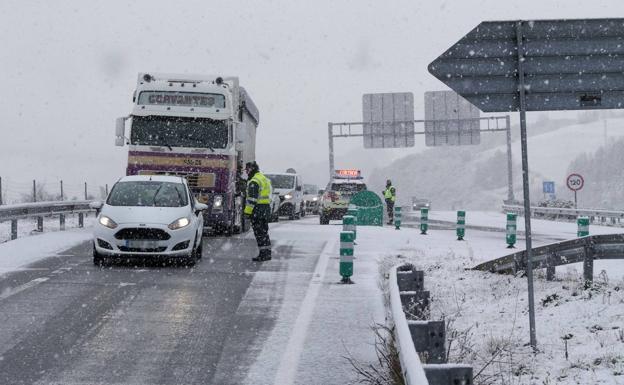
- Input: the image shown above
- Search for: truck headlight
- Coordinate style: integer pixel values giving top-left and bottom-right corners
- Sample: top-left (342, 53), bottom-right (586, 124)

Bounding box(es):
top-left (284, 194), bottom-right (293, 200)
top-left (99, 215), bottom-right (118, 229)
top-left (168, 217), bottom-right (190, 230)
top-left (312, 197), bottom-right (318, 201)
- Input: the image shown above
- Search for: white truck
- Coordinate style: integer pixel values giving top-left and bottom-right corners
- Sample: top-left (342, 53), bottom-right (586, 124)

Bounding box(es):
top-left (115, 73), bottom-right (259, 235)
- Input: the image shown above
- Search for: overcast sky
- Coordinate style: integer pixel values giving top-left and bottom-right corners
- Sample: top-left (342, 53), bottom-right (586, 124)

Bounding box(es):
top-left (1, 0), bottom-right (622, 197)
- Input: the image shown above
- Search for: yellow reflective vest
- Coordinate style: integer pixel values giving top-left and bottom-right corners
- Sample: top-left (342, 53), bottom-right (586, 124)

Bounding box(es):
top-left (384, 186), bottom-right (396, 202)
top-left (245, 172), bottom-right (272, 215)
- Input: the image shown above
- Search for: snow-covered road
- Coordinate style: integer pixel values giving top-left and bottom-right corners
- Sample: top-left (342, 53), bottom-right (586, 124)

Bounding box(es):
top-left (0, 213), bottom-right (621, 384)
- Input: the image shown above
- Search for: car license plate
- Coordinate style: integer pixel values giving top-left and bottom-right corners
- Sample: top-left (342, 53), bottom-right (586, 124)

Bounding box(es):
top-left (125, 240), bottom-right (159, 249)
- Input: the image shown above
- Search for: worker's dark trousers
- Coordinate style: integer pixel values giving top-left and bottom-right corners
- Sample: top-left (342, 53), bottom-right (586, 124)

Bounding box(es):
top-left (385, 199), bottom-right (394, 223)
top-left (251, 206), bottom-right (271, 257)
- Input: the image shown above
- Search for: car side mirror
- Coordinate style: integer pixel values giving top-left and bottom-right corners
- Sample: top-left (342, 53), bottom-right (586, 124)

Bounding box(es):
top-left (195, 203), bottom-right (209, 213)
top-left (89, 201), bottom-right (104, 210)
top-left (115, 117), bottom-right (127, 147)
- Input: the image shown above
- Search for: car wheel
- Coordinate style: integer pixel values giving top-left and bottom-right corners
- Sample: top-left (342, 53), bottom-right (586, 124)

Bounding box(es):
top-left (289, 208), bottom-right (296, 220)
top-left (193, 235), bottom-right (203, 260)
top-left (93, 244), bottom-right (105, 266)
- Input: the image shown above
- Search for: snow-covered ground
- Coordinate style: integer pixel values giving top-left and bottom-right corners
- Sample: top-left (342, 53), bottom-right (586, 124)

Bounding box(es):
top-left (0, 227), bottom-right (92, 274)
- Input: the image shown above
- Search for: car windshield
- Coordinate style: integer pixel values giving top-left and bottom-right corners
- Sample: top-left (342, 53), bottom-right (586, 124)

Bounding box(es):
top-left (331, 183), bottom-right (366, 193)
top-left (266, 174), bottom-right (295, 189)
top-left (303, 184), bottom-right (319, 194)
top-left (107, 181), bottom-right (189, 207)
top-left (131, 116), bottom-right (228, 149)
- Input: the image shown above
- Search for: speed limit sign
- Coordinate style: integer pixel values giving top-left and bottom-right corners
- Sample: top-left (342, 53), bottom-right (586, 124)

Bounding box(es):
top-left (566, 173), bottom-right (584, 191)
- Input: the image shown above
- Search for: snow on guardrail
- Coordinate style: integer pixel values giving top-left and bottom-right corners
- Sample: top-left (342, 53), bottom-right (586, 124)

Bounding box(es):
top-left (389, 264), bottom-right (429, 385)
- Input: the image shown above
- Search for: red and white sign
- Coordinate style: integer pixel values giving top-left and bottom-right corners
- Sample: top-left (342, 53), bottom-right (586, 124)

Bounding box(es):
top-left (566, 173), bottom-right (584, 191)
top-left (335, 169), bottom-right (361, 177)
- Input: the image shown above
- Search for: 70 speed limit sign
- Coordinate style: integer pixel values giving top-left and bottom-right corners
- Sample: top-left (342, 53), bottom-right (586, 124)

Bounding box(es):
top-left (566, 173), bottom-right (584, 191)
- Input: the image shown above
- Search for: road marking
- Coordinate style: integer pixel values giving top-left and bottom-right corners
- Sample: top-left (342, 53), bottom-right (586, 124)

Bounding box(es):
top-left (273, 239), bottom-right (335, 385)
top-left (0, 277), bottom-right (49, 301)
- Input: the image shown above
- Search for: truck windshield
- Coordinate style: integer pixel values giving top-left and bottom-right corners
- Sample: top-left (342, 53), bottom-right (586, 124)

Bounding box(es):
top-left (107, 181), bottom-right (189, 207)
top-left (131, 116), bottom-right (228, 149)
top-left (266, 174), bottom-right (295, 189)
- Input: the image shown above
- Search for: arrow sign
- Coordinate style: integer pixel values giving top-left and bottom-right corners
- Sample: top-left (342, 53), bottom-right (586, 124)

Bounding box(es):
top-left (428, 18), bottom-right (624, 112)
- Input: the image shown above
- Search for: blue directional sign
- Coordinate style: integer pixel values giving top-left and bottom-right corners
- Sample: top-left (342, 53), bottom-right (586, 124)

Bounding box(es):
top-left (543, 181), bottom-right (555, 194)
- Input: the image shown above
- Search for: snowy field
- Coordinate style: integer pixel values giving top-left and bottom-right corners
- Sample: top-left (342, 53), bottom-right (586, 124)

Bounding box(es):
top-left (478, 117), bottom-right (624, 184)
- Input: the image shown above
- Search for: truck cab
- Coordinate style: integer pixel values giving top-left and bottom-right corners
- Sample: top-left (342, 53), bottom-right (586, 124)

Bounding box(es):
top-left (115, 73), bottom-right (259, 235)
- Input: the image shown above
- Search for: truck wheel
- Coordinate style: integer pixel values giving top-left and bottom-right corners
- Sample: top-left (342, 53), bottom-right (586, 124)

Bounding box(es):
top-left (300, 204), bottom-right (306, 217)
top-left (320, 214), bottom-right (329, 225)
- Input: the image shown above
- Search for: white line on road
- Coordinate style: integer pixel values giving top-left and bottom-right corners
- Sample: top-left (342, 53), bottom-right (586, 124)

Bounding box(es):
top-left (273, 239), bottom-right (336, 385)
top-left (0, 277), bottom-right (49, 301)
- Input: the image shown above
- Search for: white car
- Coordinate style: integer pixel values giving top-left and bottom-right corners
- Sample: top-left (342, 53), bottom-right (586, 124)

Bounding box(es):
top-left (91, 175), bottom-right (207, 265)
top-left (265, 170), bottom-right (305, 220)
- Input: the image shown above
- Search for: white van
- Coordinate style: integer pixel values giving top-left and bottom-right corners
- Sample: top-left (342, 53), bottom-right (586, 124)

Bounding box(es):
top-left (265, 169), bottom-right (305, 220)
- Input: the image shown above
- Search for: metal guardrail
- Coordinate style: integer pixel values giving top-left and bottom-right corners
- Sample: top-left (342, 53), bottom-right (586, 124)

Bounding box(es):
top-left (0, 200), bottom-right (93, 240)
top-left (502, 204), bottom-right (624, 224)
top-left (473, 233), bottom-right (624, 282)
top-left (389, 265), bottom-right (429, 385)
top-left (390, 264), bottom-right (473, 384)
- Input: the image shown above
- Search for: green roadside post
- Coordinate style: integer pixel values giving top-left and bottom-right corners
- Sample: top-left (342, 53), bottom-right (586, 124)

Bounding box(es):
top-left (456, 210), bottom-right (465, 240)
top-left (340, 231), bottom-right (355, 283)
top-left (420, 207), bottom-right (429, 235)
top-left (506, 212), bottom-right (517, 248)
top-left (343, 215), bottom-right (356, 240)
top-left (577, 216), bottom-right (589, 237)
top-left (394, 206), bottom-right (402, 230)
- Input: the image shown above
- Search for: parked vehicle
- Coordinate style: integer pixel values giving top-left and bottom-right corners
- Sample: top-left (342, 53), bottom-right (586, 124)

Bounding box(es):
top-left (115, 73), bottom-right (259, 236)
top-left (411, 197), bottom-right (431, 211)
top-left (91, 175), bottom-right (207, 265)
top-left (319, 170), bottom-right (366, 225)
top-left (265, 169), bottom-right (305, 220)
top-left (303, 184), bottom-right (321, 214)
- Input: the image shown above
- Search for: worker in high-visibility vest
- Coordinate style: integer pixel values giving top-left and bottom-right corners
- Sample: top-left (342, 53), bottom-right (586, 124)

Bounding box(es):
top-left (244, 161), bottom-right (273, 261)
top-left (382, 179), bottom-right (396, 225)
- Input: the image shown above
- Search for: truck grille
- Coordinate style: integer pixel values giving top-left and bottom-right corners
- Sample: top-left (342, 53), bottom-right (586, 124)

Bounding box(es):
top-left (114, 228), bottom-right (171, 240)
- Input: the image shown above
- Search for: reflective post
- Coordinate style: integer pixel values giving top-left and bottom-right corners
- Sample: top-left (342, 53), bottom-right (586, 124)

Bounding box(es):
top-left (577, 216), bottom-right (589, 237)
top-left (340, 231), bottom-right (354, 283)
top-left (394, 206), bottom-right (402, 230)
top-left (456, 210), bottom-right (465, 240)
top-left (506, 212), bottom-right (517, 248)
top-left (420, 207), bottom-right (429, 235)
top-left (343, 215), bottom-right (356, 240)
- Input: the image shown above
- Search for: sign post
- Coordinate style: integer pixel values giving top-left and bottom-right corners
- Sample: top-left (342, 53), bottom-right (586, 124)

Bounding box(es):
top-left (566, 173), bottom-right (584, 209)
top-left (428, 18), bottom-right (624, 350)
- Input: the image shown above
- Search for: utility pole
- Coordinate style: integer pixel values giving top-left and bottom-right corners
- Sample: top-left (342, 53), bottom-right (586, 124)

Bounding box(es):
top-left (84, 182), bottom-right (88, 200)
top-left (33, 180), bottom-right (37, 203)
top-left (60, 180), bottom-right (64, 201)
top-left (0, 177), bottom-right (3, 205)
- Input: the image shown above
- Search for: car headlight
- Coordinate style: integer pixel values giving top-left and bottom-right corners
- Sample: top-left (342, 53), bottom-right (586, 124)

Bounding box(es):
top-left (213, 195), bottom-right (223, 208)
top-left (312, 197), bottom-right (318, 201)
top-left (98, 215), bottom-right (117, 229)
top-left (168, 217), bottom-right (190, 230)
top-left (284, 194), bottom-right (293, 200)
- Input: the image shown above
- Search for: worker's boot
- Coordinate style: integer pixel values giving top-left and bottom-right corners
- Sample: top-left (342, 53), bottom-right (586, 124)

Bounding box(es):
top-left (252, 254), bottom-right (263, 262)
